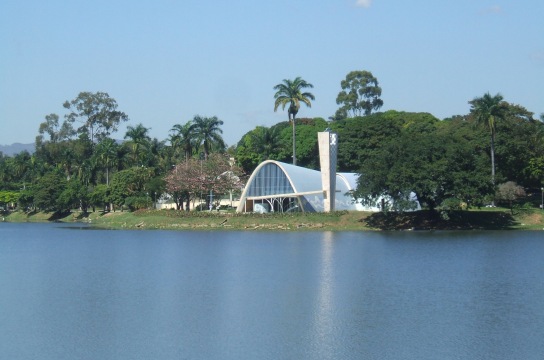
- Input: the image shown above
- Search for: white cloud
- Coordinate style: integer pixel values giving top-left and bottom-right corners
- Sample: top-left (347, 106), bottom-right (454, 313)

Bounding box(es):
top-left (355, 0), bottom-right (372, 8)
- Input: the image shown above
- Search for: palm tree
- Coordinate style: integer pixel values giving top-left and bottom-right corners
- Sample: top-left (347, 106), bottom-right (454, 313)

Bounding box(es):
top-left (59, 146), bottom-right (75, 180)
top-left (13, 151), bottom-right (32, 187)
top-left (124, 123), bottom-right (151, 166)
top-left (273, 77), bottom-right (315, 165)
top-left (191, 116), bottom-right (226, 160)
top-left (469, 92), bottom-right (506, 191)
top-left (147, 137), bottom-right (167, 170)
top-left (170, 121), bottom-right (196, 162)
top-left (95, 138), bottom-right (119, 186)
top-left (77, 158), bottom-right (94, 187)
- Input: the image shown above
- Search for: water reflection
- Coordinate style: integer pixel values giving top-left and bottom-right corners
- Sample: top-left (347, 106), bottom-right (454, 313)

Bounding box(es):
top-left (309, 231), bottom-right (335, 357)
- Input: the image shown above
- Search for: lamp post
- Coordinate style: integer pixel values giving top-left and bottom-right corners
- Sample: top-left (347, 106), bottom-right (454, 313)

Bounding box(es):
top-left (541, 187), bottom-right (543, 210)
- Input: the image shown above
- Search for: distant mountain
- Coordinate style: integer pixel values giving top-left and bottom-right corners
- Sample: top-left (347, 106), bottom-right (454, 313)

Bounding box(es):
top-left (0, 143), bottom-right (35, 156)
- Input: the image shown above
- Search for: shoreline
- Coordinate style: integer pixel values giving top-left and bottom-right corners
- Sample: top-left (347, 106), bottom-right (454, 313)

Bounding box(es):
top-left (2, 208), bottom-right (544, 231)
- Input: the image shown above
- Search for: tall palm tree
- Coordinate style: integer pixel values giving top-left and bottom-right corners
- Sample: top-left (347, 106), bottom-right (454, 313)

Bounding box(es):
top-left (469, 92), bottom-right (505, 190)
top-left (95, 138), bottom-right (119, 186)
top-left (273, 77), bottom-right (315, 165)
top-left (77, 158), bottom-right (94, 187)
top-left (124, 123), bottom-right (151, 166)
top-left (59, 146), bottom-right (75, 180)
top-left (170, 121), bottom-right (195, 162)
top-left (191, 115), bottom-right (225, 160)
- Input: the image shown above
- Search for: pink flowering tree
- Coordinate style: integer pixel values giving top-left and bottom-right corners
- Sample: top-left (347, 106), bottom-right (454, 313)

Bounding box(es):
top-left (165, 153), bottom-right (244, 210)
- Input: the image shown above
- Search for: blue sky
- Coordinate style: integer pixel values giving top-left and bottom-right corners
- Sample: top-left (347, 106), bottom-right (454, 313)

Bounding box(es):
top-left (1, 0), bottom-right (543, 147)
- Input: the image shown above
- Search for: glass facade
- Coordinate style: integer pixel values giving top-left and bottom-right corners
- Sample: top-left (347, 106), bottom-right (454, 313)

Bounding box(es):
top-left (246, 163), bottom-right (294, 197)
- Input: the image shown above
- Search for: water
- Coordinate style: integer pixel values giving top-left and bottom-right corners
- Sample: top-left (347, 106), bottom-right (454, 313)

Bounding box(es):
top-left (0, 223), bottom-right (543, 360)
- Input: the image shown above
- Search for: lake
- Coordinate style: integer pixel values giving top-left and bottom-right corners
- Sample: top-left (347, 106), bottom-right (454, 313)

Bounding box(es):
top-left (0, 222), bottom-right (543, 359)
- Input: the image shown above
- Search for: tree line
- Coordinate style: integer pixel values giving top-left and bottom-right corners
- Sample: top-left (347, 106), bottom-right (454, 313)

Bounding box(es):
top-left (0, 91), bottom-right (239, 213)
top-left (1, 71), bottom-right (543, 214)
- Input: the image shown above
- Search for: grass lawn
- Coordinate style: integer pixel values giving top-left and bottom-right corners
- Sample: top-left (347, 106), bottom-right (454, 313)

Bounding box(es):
top-left (3, 207), bottom-right (544, 231)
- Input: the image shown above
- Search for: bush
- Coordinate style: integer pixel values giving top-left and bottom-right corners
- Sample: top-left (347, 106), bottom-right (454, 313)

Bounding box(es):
top-left (124, 196), bottom-right (150, 211)
top-left (440, 197), bottom-right (464, 211)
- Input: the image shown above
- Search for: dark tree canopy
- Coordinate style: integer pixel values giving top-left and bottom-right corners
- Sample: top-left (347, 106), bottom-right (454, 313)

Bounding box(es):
top-left (332, 111), bottom-right (437, 172)
top-left (32, 171), bottom-right (67, 211)
top-left (346, 112), bottom-right (494, 211)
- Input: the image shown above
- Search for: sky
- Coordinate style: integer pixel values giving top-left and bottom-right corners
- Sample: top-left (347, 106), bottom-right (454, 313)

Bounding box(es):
top-left (1, 0), bottom-right (543, 147)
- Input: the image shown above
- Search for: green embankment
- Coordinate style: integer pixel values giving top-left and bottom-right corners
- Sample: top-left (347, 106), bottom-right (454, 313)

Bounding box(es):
top-left (2, 208), bottom-right (544, 231)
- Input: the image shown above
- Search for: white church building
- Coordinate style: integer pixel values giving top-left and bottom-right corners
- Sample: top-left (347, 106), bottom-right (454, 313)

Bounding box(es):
top-left (236, 131), bottom-right (382, 213)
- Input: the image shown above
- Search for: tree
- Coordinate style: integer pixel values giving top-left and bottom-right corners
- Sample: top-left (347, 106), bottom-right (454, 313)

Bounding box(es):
top-left (235, 130), bottom-right (266, 174)
top-left (170, 121), bottom-right (195, 162)
top-left (12, 151), bottom-right (33, 188)
top-left (336, 70), bottom-right (383, 118)
top-left (491, 103), bottom-right (541, 188)
top-left (352, 114), bottom-right (493, 211)
top-left (333, 111), bottom-right (432, 172)
top-left (32, 171), bottom-right (67, 211)
top-left (355, 120), bottom-right (442, 211)
top-left (273, 77), bottom-right (315, 165)
top-left (468, 92), bottom-right (506, 191)
top-left (165, 154), bottom-right (243, 210)
top-left (36, 113), bottom-right (74, 144)
top-left (146, 138), bottom-right (168, 173)
top-left (146, 176), bottom-right (166, 209)
top-left (235, 122), bottom-right (290, 173)
top-left (496, 181), bottom-right (526, 214)
top-left (276, 117), bottom-right (328, 169)
top-left (250, 126), bottom-right (283, 162)
top-left (17, 189), bottom-right (35, 211)
top-left (88, 184), bottom-right (110, 212)
top-left (64, 91), bottom-right (129, 144)
top-left (109, 167), bottom-right (153, 211)
top-left (191, 115), bottom-right (226, 160)
top-left (0, 191), bottom-right (19, 209)
top-left (124, 124), bottom-right (151, 166)
top-left (235, 118), bottom-right (327, 173)
top-left (58, 178), bottom-right (90, 212)
top-left (0, 154), bottom-right (8, 186)
top-left (94, 138), bottom-right (119, 186)
top-left (34, 137), bottom-right (89, 183)
top-left (330, 107), bottom-right (348, 122)
top-left (435, 117), bottom-right (494, 208)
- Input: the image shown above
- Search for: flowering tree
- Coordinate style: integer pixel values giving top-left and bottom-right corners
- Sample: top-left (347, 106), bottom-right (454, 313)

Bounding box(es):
top-left (496, 181), bottom-right (526, 214)
top-left (165, 153), bottom-right (244, 210)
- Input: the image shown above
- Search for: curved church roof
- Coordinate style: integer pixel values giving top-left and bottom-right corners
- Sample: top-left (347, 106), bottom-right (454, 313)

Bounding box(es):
top-left (236, 160), bottom-right (375, 213)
